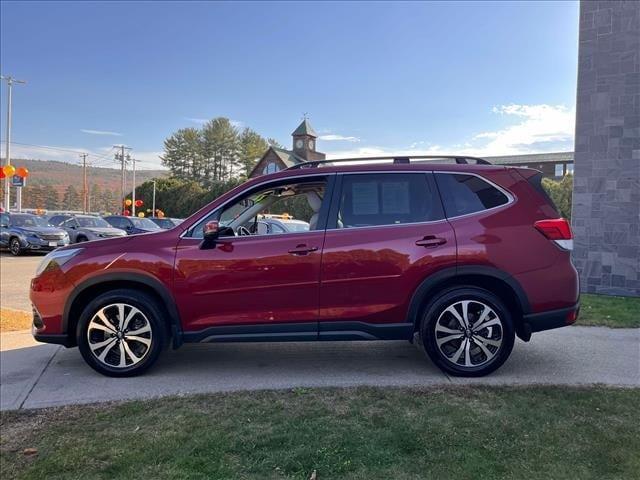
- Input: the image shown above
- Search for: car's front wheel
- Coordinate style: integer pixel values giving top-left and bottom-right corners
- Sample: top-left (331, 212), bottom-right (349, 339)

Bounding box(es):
top-left (9, 238), bottom-right (22, 256)
top-left (77, 289), bottom-right (166, 377)
top-left (421, 287), bottom-right (515, 377)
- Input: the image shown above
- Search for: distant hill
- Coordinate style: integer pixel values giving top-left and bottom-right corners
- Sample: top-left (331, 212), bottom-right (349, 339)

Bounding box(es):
top-left (3, 159), bottom-right (168, 213)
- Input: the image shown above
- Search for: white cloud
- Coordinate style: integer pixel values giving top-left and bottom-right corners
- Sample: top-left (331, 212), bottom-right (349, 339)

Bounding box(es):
top-left (131, 151), bottom-right (165, 170)
top-left (470, 104), bottom-right (575, 156)
top-left (185, 117), bottom-right (209, 125)
top-left (319, 134), bottom-right (361, 142)
top-left (81, 129), bottom-right (122, 136)
top-left (325, 104), bottom-right (575, 160)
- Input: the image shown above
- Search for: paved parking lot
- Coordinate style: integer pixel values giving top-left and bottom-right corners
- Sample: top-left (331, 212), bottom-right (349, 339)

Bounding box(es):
top-left (0, 253), bottom-right (43, 312)
top-left (1, 251), bottom-right (638, 411)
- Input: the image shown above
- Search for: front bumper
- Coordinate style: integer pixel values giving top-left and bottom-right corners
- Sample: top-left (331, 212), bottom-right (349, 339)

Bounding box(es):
top-left (24, 237), bottom-right (70, 251)
top-left (523, 302), bottom-right (580, 334)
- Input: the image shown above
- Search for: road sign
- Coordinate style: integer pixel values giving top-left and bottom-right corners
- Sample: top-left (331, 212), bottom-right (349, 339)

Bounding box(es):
top-left (11, 175), bottom-right (25, 187)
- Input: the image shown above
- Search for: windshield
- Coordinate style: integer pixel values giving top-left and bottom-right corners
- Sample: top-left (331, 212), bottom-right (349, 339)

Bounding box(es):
top-left (77, 217), bottom-right (111, 228)
top-left (153, 218), bottom-right (174, 228)
top-left (283, 221), bottom-right (310, 232)
top-left (11, 215), bottom-right (51, 227)
top-left (130, 217), bottom-right (161, 229)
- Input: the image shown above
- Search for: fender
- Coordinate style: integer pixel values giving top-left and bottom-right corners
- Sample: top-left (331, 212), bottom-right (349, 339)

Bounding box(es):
top-left (63, 271), bottom-right (183, 346)
top-left (406, 265), bottom-right (531, 327)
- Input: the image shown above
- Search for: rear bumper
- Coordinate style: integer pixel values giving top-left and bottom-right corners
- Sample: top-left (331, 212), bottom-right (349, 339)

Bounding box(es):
top-left (523, 302), bottom-right (580, 334)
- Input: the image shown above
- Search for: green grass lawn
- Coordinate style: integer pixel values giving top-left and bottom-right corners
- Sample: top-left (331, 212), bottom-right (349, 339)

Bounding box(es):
top-left (578, 293), bottom-right (640, 328)
top-left (2, 387), bottom-right (638, 479)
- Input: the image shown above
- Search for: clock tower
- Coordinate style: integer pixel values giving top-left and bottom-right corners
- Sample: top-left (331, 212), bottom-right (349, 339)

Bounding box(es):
top-left (292, 119), bottom-right (325, 161)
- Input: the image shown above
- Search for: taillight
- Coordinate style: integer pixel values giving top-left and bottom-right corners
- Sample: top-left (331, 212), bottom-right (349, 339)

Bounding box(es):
top-left (534, 218), bottom-right (573, 250)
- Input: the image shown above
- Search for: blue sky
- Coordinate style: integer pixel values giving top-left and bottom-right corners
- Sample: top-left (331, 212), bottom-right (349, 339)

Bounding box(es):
top-left (1, 1), bottom-right (579, 169)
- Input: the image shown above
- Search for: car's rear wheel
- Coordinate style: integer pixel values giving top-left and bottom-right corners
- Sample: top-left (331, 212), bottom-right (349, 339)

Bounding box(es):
top-left (77, 289), bottom-right (166, 377)
top-left (421, 287), bottom-right (515, 377)
top-left (9, 238), bottom-right (22, 256)
top-left (76, 236), bottom-right (88, 242)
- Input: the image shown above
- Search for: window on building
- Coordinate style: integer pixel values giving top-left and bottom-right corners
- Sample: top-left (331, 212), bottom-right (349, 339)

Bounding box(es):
top-left (555, 164), bottom-right (564, 177)
top-left (263, 163), bottom-right (280, 175)
top-left (566, 163), bottom-right (574, 175)
top-left (335, 173), bottom-right (443, 229)
top-left (435, 173), bottom-right (510, 218)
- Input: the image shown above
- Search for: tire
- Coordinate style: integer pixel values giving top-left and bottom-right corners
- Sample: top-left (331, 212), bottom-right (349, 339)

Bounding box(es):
top-left (76, 236), bottom-right (88, 243)
top-left (421, 287), bottom-right (515, 377)
top-left (76, 289), bottom-right (166, 377)
top-left (9, 237), bottom-right (22, 256)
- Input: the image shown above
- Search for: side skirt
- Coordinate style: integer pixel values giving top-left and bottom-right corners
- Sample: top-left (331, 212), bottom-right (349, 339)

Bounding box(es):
top-left (181, 322), bottom-right (414, 344)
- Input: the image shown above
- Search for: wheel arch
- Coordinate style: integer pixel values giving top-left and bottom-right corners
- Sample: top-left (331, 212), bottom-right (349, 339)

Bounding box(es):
top-left (63, 272), bottom-right (183, 348)
top-left (407, 266), bottom-right (532, 341)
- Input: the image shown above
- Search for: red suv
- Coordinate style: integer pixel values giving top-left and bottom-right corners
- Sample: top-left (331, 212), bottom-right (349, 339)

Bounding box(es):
top-left (31, 156), bottom-right (579, 377)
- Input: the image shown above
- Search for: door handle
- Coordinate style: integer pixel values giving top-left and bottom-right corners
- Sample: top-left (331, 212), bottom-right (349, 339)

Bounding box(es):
top-left (288, 244), bottom-right (319, 255)
top-left (415, 236), bottom-right (447, 248)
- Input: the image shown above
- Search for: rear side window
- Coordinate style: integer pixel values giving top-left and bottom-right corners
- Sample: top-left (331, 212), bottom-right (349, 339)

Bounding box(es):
top-left (435, 173), bottom-right (509, 218)
top-left (335, 173), bottom-right (444, 229)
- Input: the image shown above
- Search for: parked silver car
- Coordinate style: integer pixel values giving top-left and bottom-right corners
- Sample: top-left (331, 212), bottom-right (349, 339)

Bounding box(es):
top-left (48, 214), bottom-right (127, 243)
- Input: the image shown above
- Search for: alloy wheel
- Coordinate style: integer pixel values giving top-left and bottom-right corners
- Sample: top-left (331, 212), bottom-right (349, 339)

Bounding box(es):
top-left (10, 239), bottom-right (21, 256)
top-left (87, 303), bottom-right (153, 369)
top-left (434, 300), bottom-right (503, 368)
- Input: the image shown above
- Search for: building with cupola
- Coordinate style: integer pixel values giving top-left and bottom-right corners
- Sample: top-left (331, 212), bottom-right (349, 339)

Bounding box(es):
top-left (249, 119), bottom-right (326, 178)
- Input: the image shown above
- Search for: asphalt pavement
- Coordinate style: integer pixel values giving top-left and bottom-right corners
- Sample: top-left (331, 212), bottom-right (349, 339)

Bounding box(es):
top-left (2, 326), bottom-right (638, 411)
top-left (0, 253), bottom-right (42, 312)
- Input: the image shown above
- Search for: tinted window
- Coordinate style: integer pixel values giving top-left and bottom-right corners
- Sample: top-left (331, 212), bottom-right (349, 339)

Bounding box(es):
top-left (105, 217), bottom-right (126, 229)
top-left (336, 173), bottom-right (443, 229)
top-left (130, 217), bottom-right (161, 230)
top-left (435, 173), bottom-right (509, 217)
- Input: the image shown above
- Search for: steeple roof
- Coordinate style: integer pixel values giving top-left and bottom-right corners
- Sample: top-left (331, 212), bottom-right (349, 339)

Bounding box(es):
top-left (291, 119), bottom-right (317, 137)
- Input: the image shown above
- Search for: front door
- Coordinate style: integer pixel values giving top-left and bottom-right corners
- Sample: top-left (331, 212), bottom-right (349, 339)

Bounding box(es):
top-left (319, 172), bottom-right (456, 336)
top-left (173, 174), bottom-right (333, 336)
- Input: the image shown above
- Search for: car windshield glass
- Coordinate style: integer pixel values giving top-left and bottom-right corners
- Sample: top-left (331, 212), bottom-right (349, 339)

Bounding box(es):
top-left (77, 217), bottom-right (111, 228)
top-left (11, 215), bottom-right (51, 227)
top-left (282, 222), bottom-right (309, 232)
top-left (130, 217), bottom-right (161, 229)
top-left (154, 218), bottom-right (173, 228)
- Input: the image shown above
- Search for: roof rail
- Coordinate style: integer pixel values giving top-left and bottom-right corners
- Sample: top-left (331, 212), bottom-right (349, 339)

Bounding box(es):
top-left (286, 155), bottom-right (491, 171)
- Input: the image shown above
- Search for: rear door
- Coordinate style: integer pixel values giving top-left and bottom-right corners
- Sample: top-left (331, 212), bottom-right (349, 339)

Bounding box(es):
top-left (318, 172), bottom-right (456, 337)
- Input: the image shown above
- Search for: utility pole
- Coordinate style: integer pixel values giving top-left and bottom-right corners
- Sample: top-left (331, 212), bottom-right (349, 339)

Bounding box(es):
top-left (152, 180), bottom-right (156, 217)
top-left (131, 158), bottom-right (136, 216)
top-left (1, 75), bottom-right (27, 211)
top-left (80, 153), bottom-right (89, 213)
top-left (114, 145), bottom-right (131, 214)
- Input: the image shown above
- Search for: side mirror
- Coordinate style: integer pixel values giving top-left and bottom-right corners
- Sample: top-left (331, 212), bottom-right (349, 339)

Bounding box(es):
top-left (201, 220), bottom-right (220, 249)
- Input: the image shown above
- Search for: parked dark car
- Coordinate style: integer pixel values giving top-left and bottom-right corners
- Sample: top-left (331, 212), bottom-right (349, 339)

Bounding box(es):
top-left (48, 214), bottom-right (127, 243)
top-left (31, 156), bottom-right (579, 377)
top-left (0, 212), bottom-right (70, 256)
top-left (149, 217), bottom-right (183, 229)
top-left (103, 215), bottom-right (162, 235)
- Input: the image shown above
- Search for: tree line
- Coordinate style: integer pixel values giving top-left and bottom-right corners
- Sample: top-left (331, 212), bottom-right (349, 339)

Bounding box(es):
top-left (161, 117), bottom-right (280, 185)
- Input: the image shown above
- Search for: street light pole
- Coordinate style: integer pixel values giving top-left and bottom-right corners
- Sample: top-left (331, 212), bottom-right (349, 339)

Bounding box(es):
top-left (1, 75), bottom-right (26, 212)
top-left (152, 180), bottom-right (156, 217)
top-left (131, 158), bottom-right (136, 216)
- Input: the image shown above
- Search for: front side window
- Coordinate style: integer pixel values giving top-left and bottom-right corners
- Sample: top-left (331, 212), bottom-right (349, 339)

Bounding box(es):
top-left (435, 173), bottom-right (510, 218)
top-left (191, 177), bottom-right (327, 239)
top-left (335, 173), bottom-right (443, 229)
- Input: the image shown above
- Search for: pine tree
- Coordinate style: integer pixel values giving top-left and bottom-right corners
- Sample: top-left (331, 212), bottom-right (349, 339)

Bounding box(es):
top-left (62, 185), bottom-right (81, 211)
top-left (239, 128), bottom-right (269, 178)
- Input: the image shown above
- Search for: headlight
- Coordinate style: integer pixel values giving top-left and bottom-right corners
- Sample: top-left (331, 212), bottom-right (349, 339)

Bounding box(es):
top-left (35, 248), bottom-right (84, 277)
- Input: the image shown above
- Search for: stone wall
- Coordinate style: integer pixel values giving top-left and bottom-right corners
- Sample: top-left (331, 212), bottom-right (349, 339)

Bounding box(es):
top-left (572, 0), bottom-right (640, 296)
